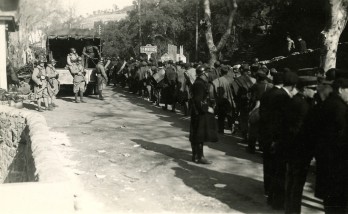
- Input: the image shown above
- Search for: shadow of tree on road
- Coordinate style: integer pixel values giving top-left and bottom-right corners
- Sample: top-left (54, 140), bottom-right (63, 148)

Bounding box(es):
top-left (132, 138), bottom-right (277, 213)
top-left (113, 86), bottom-right (264, 164)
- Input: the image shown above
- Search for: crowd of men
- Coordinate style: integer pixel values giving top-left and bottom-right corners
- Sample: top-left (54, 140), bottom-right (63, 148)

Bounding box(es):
top-left (106, 56), bottom-right (348, 214)
top-left (29, 51), bottom-right (348, 213)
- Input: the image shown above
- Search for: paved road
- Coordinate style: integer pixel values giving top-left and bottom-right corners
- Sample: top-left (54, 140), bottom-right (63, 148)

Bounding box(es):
top-left (39, 85), bottom-right (323, 213)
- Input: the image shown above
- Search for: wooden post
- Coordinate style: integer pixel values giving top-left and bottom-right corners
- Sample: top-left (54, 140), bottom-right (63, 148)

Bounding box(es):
top-left (0, 21), bottom-right (7, 90)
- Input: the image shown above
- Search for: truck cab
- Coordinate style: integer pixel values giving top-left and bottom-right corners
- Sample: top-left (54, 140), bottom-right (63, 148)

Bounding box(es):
top-left (46, 28), bottom-right (101, 88)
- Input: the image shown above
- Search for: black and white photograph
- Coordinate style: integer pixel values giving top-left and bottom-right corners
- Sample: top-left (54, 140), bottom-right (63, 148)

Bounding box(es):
top-left (0, 0), bottom-right (348, 213)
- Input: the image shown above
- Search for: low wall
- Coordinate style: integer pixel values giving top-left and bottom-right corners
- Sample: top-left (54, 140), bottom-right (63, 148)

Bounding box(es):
top-left (0, 105), bottom-right (68, 183)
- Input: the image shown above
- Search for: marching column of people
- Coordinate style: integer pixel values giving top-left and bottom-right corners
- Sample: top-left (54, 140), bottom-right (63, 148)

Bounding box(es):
top-left (30, 51), bottom-right (348, 213)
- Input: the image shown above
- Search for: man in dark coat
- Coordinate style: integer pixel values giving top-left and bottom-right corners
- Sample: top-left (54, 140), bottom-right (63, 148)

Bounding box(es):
top-left (283, 76), bottom-right (318, 214)
top-left (270, 69), bottom-right (298, 210)
top-left (190, 65), bottom-right (217, 164)
top-left (247, 69), bottom-right (273, 153)
top-left (314, 78), bottom-right (348, 214)
top-left (259, 72), bottom-right (284, 203)
top-left (162, 60), bottom-right (177, 112)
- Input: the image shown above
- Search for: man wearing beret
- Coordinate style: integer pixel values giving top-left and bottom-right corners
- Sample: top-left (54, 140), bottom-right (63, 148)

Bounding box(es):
top-left (190, 65), bottom-right (217, 164)
top-left (283, 76), bottom-right (318, 214)
top-left (314, 78), bottom-right (348, 213)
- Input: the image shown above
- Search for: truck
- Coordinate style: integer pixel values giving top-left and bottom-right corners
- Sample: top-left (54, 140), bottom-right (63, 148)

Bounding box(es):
top-left (46, 28), bottom-right (101, 93)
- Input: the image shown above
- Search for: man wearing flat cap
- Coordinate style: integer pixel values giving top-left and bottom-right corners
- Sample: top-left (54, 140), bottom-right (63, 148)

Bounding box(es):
top-left (283, 76), bottom-right (318, 214)
top-left (314, 77), bottom-right (348, 213)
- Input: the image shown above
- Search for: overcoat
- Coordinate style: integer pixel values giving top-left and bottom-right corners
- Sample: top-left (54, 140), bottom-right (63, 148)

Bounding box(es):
top-left (314, 93), bottom-right (348, 199)
top-left (189, 77), bottom-right (218, 143)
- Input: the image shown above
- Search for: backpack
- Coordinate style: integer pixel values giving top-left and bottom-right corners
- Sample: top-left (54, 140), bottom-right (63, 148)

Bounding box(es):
top-left (234, 76), bottom-right (253, 108)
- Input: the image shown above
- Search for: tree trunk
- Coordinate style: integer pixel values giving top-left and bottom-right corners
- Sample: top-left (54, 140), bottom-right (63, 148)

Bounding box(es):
top-left (203, 0), bottom-right (237, 66)
top-left (320, 0), bottom-right (348, 72)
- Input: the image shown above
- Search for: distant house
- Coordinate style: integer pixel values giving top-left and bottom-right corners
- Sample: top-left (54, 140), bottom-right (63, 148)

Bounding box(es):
top-left (80, 6), bottom-right (133, 29)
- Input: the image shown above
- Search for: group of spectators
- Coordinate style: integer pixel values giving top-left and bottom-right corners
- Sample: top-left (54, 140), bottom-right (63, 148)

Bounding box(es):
top-left (106, 56), bottom-right (348, 214)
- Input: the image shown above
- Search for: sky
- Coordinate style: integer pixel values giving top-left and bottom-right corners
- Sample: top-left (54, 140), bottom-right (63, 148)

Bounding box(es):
top-left (62, 0), bottom-right (134, 16)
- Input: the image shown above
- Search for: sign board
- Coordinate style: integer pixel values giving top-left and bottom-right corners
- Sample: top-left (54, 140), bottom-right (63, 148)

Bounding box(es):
top-left (140, 44), bottom-right (157, 60)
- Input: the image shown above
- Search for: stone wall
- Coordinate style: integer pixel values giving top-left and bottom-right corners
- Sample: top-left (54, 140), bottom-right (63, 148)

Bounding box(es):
top-left (0, 105), bottom-right (68, 183)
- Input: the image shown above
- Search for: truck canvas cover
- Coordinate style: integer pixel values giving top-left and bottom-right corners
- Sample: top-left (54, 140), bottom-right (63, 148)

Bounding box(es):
top-left (46, 28), bottom-right (101, 85)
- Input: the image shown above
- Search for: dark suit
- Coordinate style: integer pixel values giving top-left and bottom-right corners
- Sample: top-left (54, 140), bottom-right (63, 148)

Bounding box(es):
top-left (283, 93), bottom-right (314, 214)
top-left (270, 87), bottom-right (291, 210)
top-left (314, 93), bottom-right (348, 213)
top-left (259, 86), bottom-right (288, 207)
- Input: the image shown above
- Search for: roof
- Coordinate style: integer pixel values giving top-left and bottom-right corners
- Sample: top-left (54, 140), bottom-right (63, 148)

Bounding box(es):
top-left (47, 28), bottom-right (100, 40)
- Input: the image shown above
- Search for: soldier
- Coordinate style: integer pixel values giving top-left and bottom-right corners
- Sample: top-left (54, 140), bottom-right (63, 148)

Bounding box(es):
top-left (232, 64), bottom-right (255, 143)
top-left (31, 56), bottom-right (51, 112)
top-left (189, 65), bottom-right (217, 164)
top-left (46, 59), bottom-right (60, 108)
top-left (283, 76), bottom-right (318, 214)
top-left (162, 60), bottom-right (177, 112)
top-left (70, 57), bottom-right (87, 103)
top-left (95, 58), bottom-right (108, 100)
top-left (82, 41), bottom-right (100, 68)
top-left (212, 65), bottom-right (236, 134)
top-left (176, 61), bottom-right (189, 115)
top-left (314, 78), bottom-right (348, 213)
top-left (67, 48), bottom-right (79, 71)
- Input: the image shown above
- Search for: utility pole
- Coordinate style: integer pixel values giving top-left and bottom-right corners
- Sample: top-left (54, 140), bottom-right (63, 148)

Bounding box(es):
top-left (195, 0), bottom-right (199, 62)
top-left (138, 0), bottom-right (142, 46)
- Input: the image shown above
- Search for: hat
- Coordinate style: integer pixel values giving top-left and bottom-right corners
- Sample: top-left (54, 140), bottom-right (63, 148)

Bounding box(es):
top-left (233, 64), bottom-right (241, 70)
top-left (77, 57), bottom-right (82, 62)
top-left (283, 71), bottom-right (298, 86)
top-left (270, 68), bottom-right (277, 74)
top-left (241, 64), bottom-right (250, 71)
top-left (273, 72), bottom-right (284, 85)
top-left (297, 76), bottom-right (318, 88)
top-left (141, 61), bottom-right (147, 66)
top-left (297, 68), bottom-right (317, 76)
top-left (256, 70), bottom-right (267, 79)
top-left (196, 65), bottom-right (206, 76)
top-left (220, 65), bottom-right (229, 75)
top-left (38, 55), bottom-right (47, 63)
top-left (184, 63), bottom-right (191, 69)
top-left (333, 78), bottom-right (348, 89)
top-left (48, 59), bottom-right (57, 64)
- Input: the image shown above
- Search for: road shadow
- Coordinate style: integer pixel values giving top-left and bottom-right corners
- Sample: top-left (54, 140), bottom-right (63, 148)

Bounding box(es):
top-left (112, 86), bottom-right (264, 164)
top-left (132, 138), bottom-right (276, 213)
